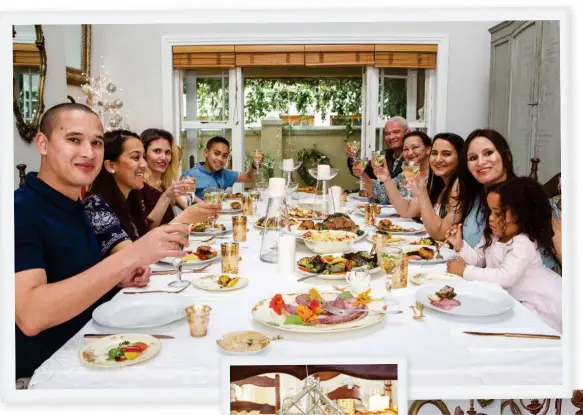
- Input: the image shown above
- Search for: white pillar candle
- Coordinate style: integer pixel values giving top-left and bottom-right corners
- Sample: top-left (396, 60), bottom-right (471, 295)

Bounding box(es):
top-left (368, 396), bottom-right (390, 412)
top-left (277, 234), bottom-right (296, 274)
top-left (282, 158), bottom-right (294, 171)
top-left (329, 186), bottom-right (342, 214)
top-left (268, 177), bottom-right (286, 197)
top-left (317, 164), bottom-right (330, 180)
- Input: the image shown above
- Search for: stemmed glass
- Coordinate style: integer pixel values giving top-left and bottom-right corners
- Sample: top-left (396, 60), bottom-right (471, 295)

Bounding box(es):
top-left (252, 150), bottom-right (265, 182)
top-left (179, 176), bottom-right (196, 206)
top-left (203, 186), bottom-right (224, 233)
top-left (248, 188), bottom-right (260, 213)
top-left (377, 246), bottom-right (405, 295)
top-left (402, 160), bottom-right (420, 200)
top-left (168, 224), bottom-right (191, 289)
top-left (346, 140), bottom-right (361, 161)
top-left (354, 157), bottom-right (369, 190)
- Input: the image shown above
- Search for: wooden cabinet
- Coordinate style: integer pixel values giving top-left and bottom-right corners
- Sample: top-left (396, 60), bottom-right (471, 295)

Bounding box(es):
top-left (488, 20), bottom-right (561, 184)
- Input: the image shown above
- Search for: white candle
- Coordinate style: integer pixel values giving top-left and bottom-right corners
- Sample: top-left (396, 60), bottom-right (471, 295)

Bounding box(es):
top-left (277, 234), bottom-right (296, 274)
top-left (282, 158), bottom-right (294, 171)
top-left (268, 177), bottom-right (286, 197)
top-left (317, 164), bottom-right (330, 180)
top-left (368, 396), bottom-right (390, 412)
top-left (329, 186), bottom-right (342, 214)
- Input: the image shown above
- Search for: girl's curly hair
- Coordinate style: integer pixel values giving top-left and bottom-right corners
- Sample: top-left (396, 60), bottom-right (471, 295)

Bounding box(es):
top-left (482, 176), bottom-right (555, 257)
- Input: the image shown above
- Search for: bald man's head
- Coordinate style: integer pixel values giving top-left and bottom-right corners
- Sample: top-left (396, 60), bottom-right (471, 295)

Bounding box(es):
top-left (39, 103), bottom-right (101, 138)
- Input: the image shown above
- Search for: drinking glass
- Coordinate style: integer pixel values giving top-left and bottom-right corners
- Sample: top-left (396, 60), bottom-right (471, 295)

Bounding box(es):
top-left (377, 246), bottom-right (406, 293)
top-left (203, 187), bottom-right (224, 233)
top-left (354, 157), bottom-right (369, 189)
top-left (179, 176), bottom-right (196, 206)
top-left (168, 224), bottom-right (191, 289)
top-left (346, 140), bottom-right (361, 161)
top-left (248, 188), bottom-right (260, 212)
top-left (372, 151), bottom-right (386, 167)
top-left (401, 160), bottom-right (420, 200)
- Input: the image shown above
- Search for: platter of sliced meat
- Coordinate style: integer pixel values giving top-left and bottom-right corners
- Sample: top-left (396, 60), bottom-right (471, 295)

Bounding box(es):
top-left (251, 289), bottom-right (389, 333)
top-left (415, 282), bottom-right (514, 317)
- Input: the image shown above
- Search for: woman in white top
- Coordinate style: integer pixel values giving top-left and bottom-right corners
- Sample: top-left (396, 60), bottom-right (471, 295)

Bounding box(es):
top-left (372, 132), bottom-right (465, 241)
top-left (446, 177), bottom-right (562, 332)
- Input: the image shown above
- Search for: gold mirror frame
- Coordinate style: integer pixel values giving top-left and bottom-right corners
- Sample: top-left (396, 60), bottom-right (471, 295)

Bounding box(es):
top-left (66, 24), bottom-right (91, 86)
top-left (13, 25), bottom-right (47, 144)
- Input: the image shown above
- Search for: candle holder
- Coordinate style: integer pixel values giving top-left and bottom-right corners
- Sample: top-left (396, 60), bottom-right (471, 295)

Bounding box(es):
top-left (277, 160), bottom-right (302, 201)
top-left (307, 166), bottom-right (339, 216)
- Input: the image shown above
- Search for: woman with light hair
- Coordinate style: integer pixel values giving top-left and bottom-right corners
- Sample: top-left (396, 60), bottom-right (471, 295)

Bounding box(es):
top-left (140, 128), bottom-right (191, 226)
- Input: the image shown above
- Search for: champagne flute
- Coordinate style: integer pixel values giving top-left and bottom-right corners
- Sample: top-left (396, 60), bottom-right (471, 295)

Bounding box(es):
top-left (402, 160), bottom-right (420, 200)
top-left (203, 186), bottom-right (224, 233)
top-left (168, 224), bottom-right (191, 289)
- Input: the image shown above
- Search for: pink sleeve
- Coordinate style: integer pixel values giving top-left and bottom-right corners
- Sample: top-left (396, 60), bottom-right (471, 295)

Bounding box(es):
top-left (458, 238), bottom-right (487, 267)
top-left (463, 235), bottom-right (537, 288)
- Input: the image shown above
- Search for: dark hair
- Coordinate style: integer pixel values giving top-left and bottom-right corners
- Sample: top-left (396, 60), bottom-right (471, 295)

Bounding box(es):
top-left (87, 129), bottom-right (147, 241)
top-left (428, 132), bottom-right (465, 218)
top-left (402, 131), bottom-right (435, 208)
top-left (206, 136), bottom-right (231, 150)
top-left (141, 128), bottom-right (174, 151)
top-left (39, 103), bottom-right (100, 138)
top-left (456, 128), bottom-right (516, 226)
top-left (482, 177), bottom-right (555, 257)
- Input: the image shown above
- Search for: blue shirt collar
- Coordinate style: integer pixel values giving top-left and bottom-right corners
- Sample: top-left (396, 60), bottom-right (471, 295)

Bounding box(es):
top-left (25, 172), bottom-right (84, 213)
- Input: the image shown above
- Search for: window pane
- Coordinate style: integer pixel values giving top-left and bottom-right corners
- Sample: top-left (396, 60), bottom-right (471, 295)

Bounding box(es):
top-left (380, 78), bottom-right (407, 119)
top-left (183, 70), bottom-right (229, 122)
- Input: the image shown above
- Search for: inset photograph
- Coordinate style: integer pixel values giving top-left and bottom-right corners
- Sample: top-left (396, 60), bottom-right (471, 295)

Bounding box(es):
top-left (223, 360), bottom-right (406, 414)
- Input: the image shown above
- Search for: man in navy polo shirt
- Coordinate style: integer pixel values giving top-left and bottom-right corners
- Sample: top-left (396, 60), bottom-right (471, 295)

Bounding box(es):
top-left (181, 136), bottom-right (257, 200)
top-left (14, 103), bottom-right (189, 385)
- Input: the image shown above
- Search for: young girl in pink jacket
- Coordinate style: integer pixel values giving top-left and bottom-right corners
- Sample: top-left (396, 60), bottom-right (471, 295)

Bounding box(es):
top-left (446, 177), bottom-right (562, 332)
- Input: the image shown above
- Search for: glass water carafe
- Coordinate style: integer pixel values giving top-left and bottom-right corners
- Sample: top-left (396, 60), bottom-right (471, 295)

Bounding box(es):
top-left (259, 193), bottom-right (291, 263)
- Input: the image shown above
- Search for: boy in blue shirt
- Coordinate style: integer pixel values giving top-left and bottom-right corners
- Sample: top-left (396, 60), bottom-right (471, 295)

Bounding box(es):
top-left (181, 136), bottom-right (257, 200)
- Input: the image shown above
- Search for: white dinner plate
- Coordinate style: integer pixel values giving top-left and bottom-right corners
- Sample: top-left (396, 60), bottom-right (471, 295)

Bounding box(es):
top-left (159, 245), bottom-right (220, 268)
top-left (251, 292), bottom-right (388, 333)
top-left (192, 274), bottom-right (248, 291)
top-left (79, 333), bottom-right (161, 368)
top-left (92, 294), bottom-right (191, 329)
top-left (355, 206), bottom-right (397, 218)
top-left (216, 331), bottom-right (272, 356)
top-left (221, 202), bottom-right (243, 213)
top-left (410, 272), bottom-right (463, 285)
top-left (190, 222), bottom-right (232, 236)
top-left (415, 281), bottom-right (515, 317)
top-left (402, 245), bottom-right (458, 264)
top-left (376, 221), bottom-right (426, 235)
top-left (348, 193), bottom-right (369, 202)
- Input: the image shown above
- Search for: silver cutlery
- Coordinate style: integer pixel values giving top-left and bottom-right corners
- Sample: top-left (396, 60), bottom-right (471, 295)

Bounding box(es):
top-left (463, 331), bottom-right (560, 340)
top-left (84, 334), bottom-right (175, 339)
top-left (326, 305), bottom-right (402, 316)
top-left (123, 284), bottom-right (190, 295)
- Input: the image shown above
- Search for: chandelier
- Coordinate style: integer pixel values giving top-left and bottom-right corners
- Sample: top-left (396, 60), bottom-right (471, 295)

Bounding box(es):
top-left (280, 376), bottom-right (344, 415)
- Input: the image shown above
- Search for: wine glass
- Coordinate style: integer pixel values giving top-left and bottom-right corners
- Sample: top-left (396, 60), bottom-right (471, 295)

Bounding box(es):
top-left (377, 246), bottom-right (404, 295)
top-left (402, 160), bottom-right (420, 200)
top-left (346, 140), bottom-right (361, 161)
top-left (248, 188), bottom-right (260, 212)
top-left (179, 176), bottom-right (196, 206)
top-left (354, 157), bottom-right (369, 190)
top-left (168, 225), bottom-right (191, 289)
top-left (203, 186), bottom-right (224, 233)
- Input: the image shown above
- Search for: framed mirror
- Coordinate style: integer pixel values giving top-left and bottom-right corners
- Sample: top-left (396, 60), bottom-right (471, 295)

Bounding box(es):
top-left (13, 25), bottom-right (46, 143)
top-left (66, 24), bottom-right (91, 86)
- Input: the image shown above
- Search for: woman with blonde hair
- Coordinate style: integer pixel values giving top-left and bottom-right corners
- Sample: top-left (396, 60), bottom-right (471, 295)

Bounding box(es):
top-left (140, 128), bottom-right (191, 226)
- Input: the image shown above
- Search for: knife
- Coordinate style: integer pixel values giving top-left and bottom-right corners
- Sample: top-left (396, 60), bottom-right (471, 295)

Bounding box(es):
top-left (463, 331), bottom-right (560, 340)
top-left (84, 334), bottom-right (175, 339)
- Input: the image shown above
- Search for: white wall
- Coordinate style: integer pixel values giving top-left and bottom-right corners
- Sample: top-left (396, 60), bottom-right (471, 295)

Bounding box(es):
top-left (13, 25), bottom-right (68, 189)
top-left (90, 21), bottom-right (495, 138)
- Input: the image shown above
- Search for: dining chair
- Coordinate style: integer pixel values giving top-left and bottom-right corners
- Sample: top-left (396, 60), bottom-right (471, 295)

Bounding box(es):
top-left (231, 374), bottom-right (281, 414)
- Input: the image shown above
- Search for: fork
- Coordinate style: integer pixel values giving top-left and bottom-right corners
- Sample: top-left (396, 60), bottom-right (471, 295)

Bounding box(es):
top-left (123, 284), bottom-right (190, 295)
top-left (326, 304), bottom-right (402, 316)
top-left (152, 264), bottom-right (212, 276)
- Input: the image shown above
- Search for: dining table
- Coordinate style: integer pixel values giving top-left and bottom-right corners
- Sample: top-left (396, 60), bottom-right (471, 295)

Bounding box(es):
top-left (28, 192), bottom-right (564, 401)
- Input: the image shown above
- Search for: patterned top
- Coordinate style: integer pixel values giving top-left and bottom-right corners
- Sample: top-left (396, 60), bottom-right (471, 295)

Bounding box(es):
top-left (372, 173), bottom-right (429, 204)
top-left (83, 194), bottom-right (131, 258)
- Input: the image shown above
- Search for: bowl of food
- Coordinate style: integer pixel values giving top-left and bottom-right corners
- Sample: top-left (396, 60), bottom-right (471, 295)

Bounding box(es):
top-left (302, 230), bottom-right (356, 254)
top-left (216, 331), bottom-right (277, 355)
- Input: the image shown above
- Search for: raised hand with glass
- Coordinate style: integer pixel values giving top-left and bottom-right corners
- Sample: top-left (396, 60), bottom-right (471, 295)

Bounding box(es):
top-left (203, 186), bottom-right (224, 233)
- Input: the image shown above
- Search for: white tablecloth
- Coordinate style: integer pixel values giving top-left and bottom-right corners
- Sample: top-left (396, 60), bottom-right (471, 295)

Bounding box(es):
top-left (29, 197), bottom-right (563, 398)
